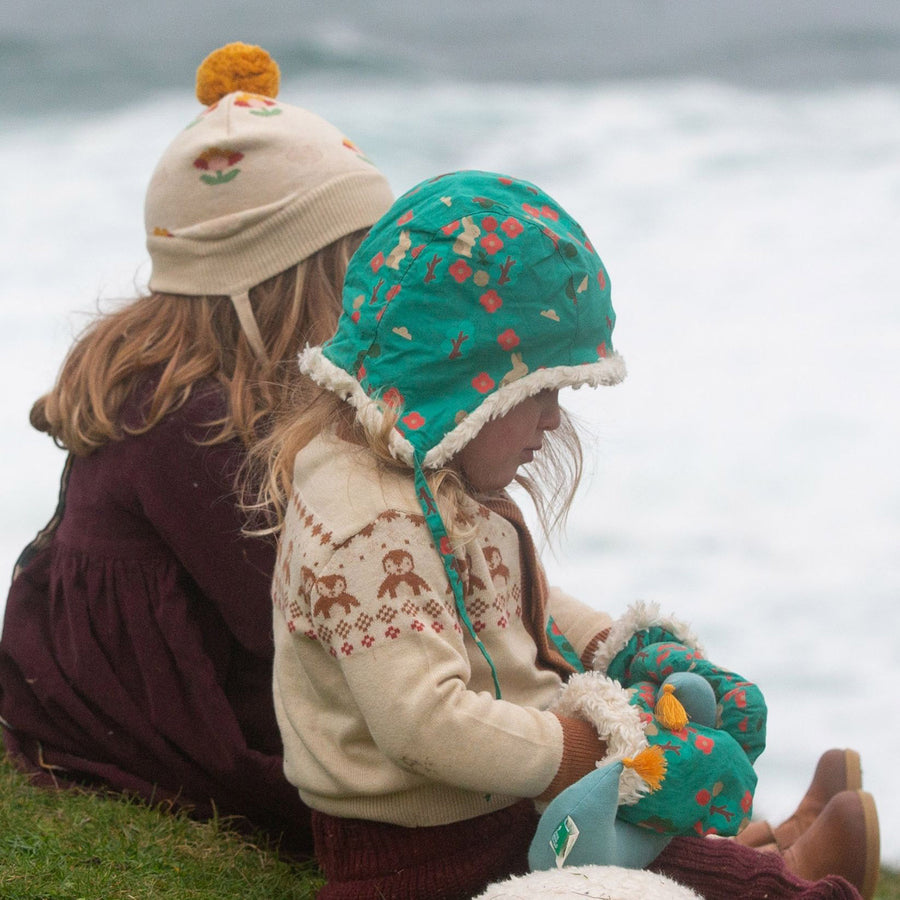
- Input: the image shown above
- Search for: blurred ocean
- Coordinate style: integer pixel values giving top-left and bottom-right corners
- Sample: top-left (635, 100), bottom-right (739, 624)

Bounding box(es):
top-left (2, 0), bottom-right (899, 865)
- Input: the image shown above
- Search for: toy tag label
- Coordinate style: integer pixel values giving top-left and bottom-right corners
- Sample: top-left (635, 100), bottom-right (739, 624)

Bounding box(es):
top-left (550, 815), bottom-right (580, 868)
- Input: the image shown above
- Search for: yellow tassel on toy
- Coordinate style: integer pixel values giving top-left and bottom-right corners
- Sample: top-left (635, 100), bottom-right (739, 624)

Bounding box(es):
top-left (655, 682), bottom-right (689, 731)
top-left (196, 42), bottom-right (281, 107)
top-left (622, 745), bottom-right (667, 792)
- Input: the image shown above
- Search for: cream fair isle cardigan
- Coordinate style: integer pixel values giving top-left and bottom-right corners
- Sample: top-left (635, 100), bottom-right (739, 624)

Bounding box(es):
top-left (272, 433), bottom-right (613, 827)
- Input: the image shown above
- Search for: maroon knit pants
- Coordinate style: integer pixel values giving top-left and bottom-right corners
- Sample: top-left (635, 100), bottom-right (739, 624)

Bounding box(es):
top-left (312, 808), bottom-right (862, 900)
top-left (651, 836), bottom-right (862, 900)
top-left (312, 801), bottom-right (538, 900)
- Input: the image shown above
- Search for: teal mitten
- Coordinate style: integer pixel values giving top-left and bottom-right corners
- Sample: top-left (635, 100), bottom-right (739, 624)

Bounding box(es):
top-left (620, 676), bottom-right (757, 836)
top-left (617, 641), bottom-right (767, 765)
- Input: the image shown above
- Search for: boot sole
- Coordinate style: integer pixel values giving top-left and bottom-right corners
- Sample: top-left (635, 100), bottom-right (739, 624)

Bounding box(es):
top-left (858, 790), bottom-right (880, 900)
top-left (844, 749), bottom-right (862, 793)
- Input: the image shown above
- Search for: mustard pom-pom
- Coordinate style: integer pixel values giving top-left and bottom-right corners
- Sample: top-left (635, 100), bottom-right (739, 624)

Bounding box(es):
top-left (195, 42), bottom-right (280, 106)
top-left (655, 682), bottom-right (689, 731)
top-left (622, 746), bottom-right (667, 793)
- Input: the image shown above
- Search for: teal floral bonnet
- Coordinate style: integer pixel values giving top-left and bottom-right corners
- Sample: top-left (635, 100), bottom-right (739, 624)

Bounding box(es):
top-left (300, 170), bottom-right (626, 470)
top-left (300, 170), bottom-right (627, 696)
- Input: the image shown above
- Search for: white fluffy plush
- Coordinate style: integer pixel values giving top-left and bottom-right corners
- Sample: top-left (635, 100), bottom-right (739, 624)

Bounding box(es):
top-left (550, 670), bottom-right (649, 806)
top-left (473, 865), bottom-right (702, 899)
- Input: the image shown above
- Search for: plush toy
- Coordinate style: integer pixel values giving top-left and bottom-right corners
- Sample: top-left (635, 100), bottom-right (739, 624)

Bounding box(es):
top-left (475, 863), bottom-right (702, 899)
top-left (531, 603), bottom-right (767, 873)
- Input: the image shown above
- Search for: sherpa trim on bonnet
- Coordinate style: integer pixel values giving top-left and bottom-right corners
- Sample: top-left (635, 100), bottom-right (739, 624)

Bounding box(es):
top-left (144, 42), bottom-right (393, 360)
top-left (300, 170), bottom-right (626, 469)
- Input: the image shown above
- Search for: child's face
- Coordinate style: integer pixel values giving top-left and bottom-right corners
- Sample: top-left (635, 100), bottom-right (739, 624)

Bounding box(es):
top-left (454, 390), bottom-right (561, 492)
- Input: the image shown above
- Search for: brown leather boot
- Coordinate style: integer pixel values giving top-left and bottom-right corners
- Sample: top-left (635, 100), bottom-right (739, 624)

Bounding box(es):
top-left (783, 790), bottom-right (880, 900)
top-left (736, 748), bottom-right (862, 849)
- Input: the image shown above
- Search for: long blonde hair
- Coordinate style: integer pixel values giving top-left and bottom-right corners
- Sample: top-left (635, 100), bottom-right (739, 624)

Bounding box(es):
top-left (32, 230), bottom-right (367, 455)
top-left (248, 378), bottom-right (584, 542)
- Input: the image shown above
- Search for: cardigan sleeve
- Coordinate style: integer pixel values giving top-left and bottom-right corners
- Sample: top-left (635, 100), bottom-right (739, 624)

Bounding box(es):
top-left (547, 585), bottom-right (614, 668)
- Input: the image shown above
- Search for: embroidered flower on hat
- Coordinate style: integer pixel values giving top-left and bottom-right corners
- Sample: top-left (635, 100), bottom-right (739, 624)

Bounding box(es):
top-left (234, 93), bottom-right (282, 116)
top-left (193, 147), bottom-right (244, 185)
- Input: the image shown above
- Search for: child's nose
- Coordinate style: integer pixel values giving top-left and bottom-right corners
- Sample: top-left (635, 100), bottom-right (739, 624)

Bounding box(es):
top-left (539, 390), bottom-right (561, 431)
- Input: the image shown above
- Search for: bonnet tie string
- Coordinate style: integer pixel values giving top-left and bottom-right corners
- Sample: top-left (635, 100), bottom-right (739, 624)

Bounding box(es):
top-left (412, 453), bottom-right (501, 699)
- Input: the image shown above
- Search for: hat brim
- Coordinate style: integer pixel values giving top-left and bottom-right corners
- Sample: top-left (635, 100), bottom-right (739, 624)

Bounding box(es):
top-left (299, 345), bottom-right (626, 469)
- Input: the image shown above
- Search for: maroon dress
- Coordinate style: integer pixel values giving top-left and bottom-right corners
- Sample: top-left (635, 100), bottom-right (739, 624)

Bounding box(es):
top-left (0, 379), bottom-right (312, 854)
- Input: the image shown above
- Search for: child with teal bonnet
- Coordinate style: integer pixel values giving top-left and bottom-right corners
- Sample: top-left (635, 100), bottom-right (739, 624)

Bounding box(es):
top-left (256, 170), bottom-right (878, 899)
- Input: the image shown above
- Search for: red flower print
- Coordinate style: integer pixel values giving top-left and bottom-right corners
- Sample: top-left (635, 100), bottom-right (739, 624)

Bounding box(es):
top-left (472, 372), bottom-right (495, 394)
top-left (386, 284), bottom-right (401, 301)
top-left (441, 220), bottom-right (460, 235)
top-left (724, 688), bottom-right (748, 709)
top-left (439, 536), bottom-right (452, 555)
top-left (499, 176), bottom-right (513, 185)
top-left (385, 625), bottom-right (400, 639)
top-left (340, 642), bottom-right (353, 656)
top-left (370, 252), bottom-right (385, 272)
top-left (500, 217), bottom-right (524, 238)
top-left (448, 260), bottom-right (473, 282)
top-left (522, 203), bottom-right (541, 218)
top-left (362, 634), bottom-right (375, 648)
top-left (541, 205), bottom-right (559, 221)
top-left (696, 789), bottom-right (712, 806)
top-left (480, 233), bottom-right (504, 255)
top-left (351, 311), bottom-right (361, 324)
top-left (193, 147), bottom-right (243, 170)
top-left (597, 269), bottom-right (607, 289)
top-left (397, 210), bottom-right (414, 225)
top-left (431, 621), bottom-right (443, 633)
top-left (597, 342), bottom-right (607, 358)
top-left (741, 790), bottom-right (753, 813)
top-left (402, 411), bottom-right (425, 429)
top-left (411, 620), bottom-right (425, 632)
top-left (481, 216), bottom-right (498, 231)
top-left (193, 147), bottom-right (243, 185)
top-left (383, 387), bottom-right (404, 408)
top-left (695, 735), bottom-right (715, 755)
top-left (480, 289), bottom-right (503, 313)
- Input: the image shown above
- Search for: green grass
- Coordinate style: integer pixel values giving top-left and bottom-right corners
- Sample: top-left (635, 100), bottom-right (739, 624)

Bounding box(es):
top-left (878, 870), bottom-right (900, 900)
top-left (0, 755), bottom-right (324, 899)
top-left (1, 753), bottom-right (897, 898)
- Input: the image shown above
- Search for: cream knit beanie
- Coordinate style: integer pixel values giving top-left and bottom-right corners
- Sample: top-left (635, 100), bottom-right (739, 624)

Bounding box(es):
top-left (144, 42), bottom-right (394, 360)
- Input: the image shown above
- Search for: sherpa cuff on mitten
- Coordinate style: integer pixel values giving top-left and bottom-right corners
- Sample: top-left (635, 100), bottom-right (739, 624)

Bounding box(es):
top-left (551, 672), bottom-right (650, 806)
top-left (590, 601), bottom-right (704, 674)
